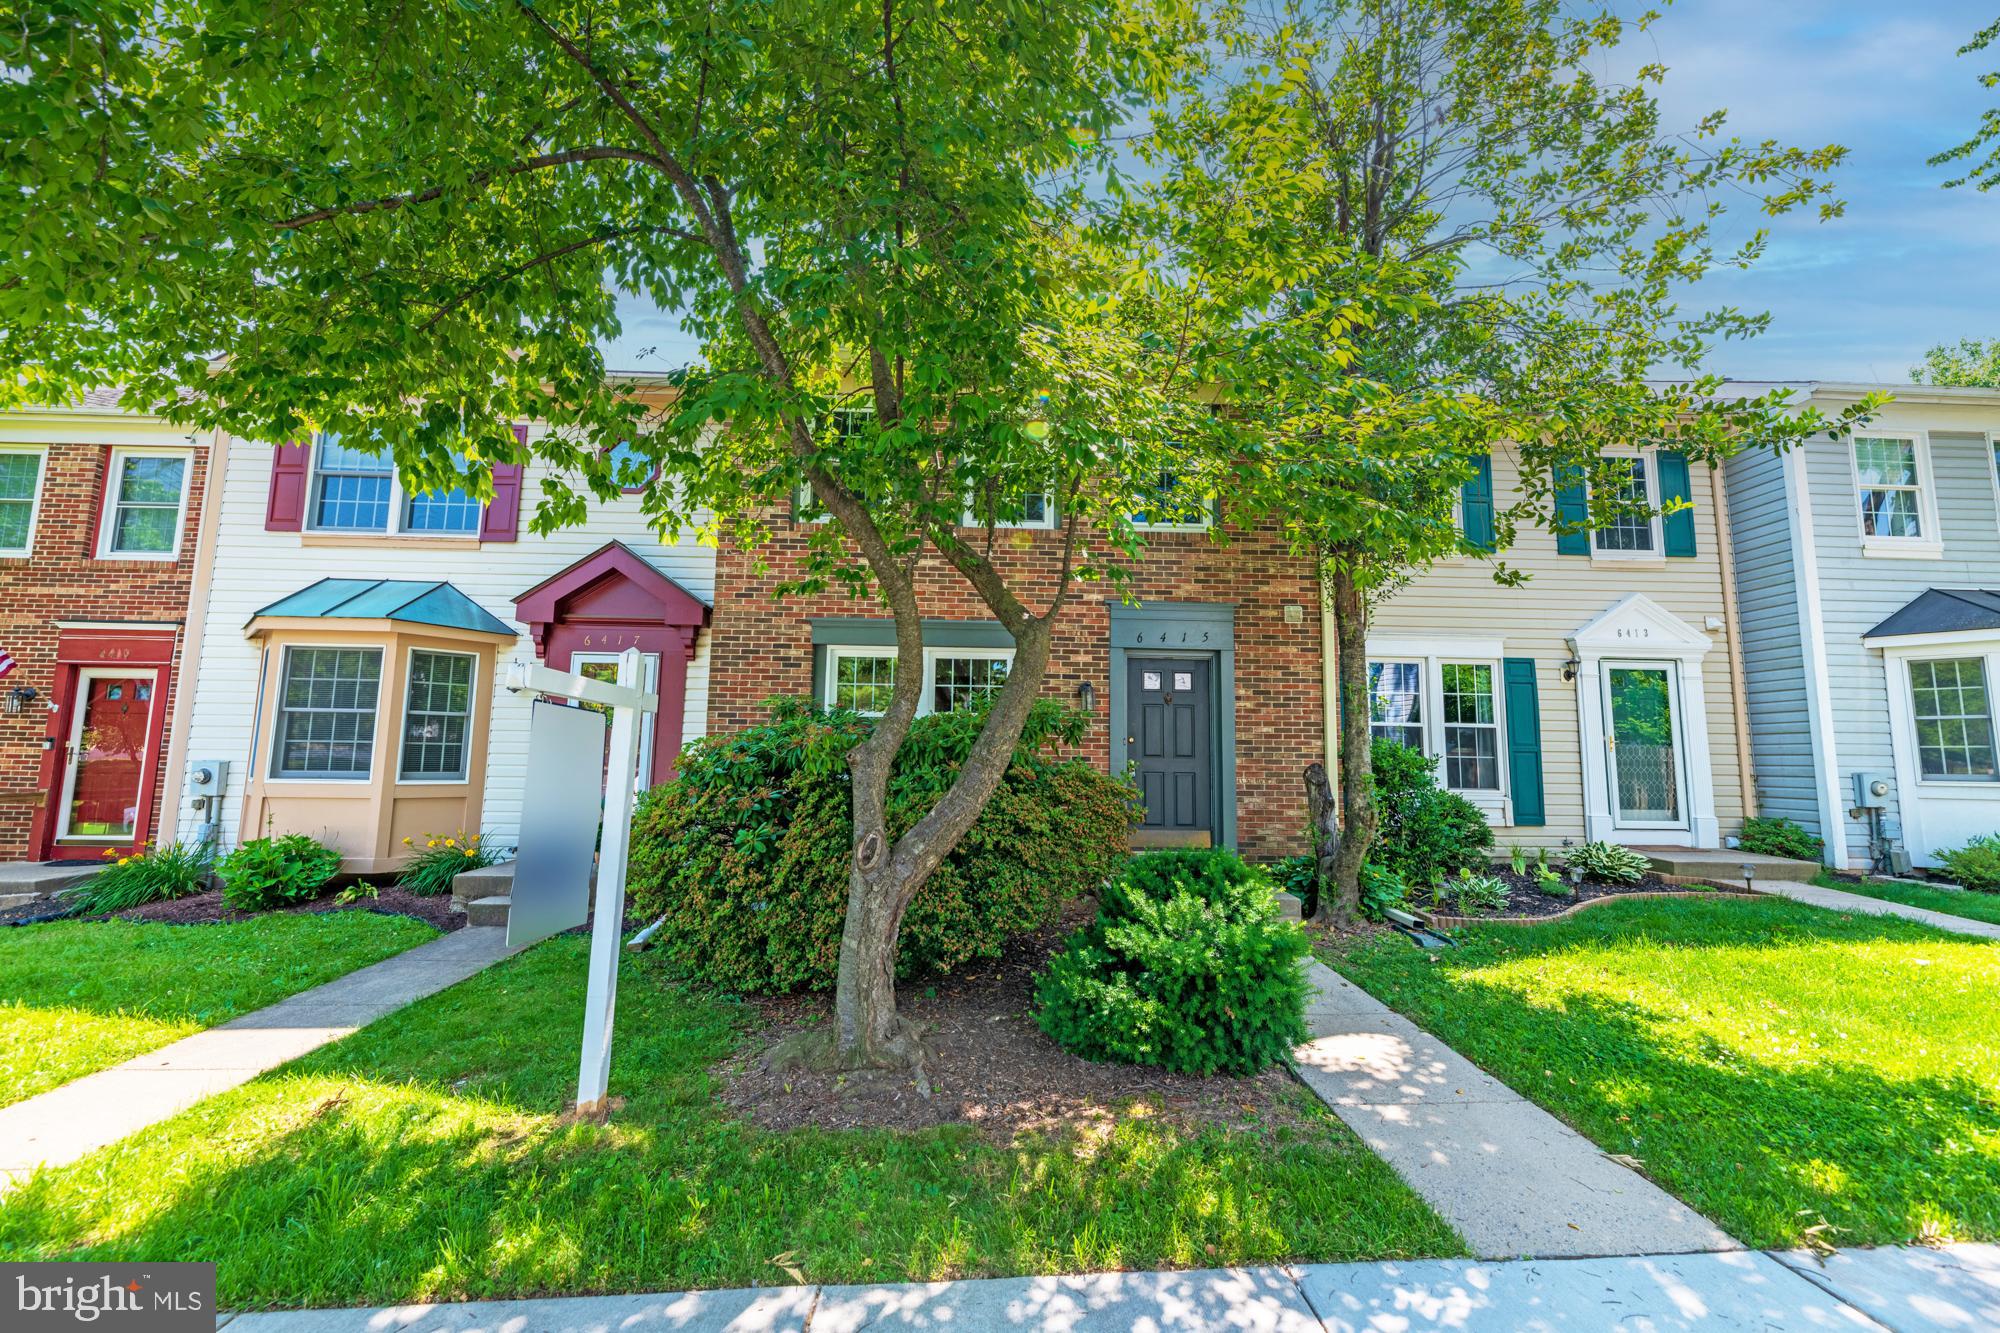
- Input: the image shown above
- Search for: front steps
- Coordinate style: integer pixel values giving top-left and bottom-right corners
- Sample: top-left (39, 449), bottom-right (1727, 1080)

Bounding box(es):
top-left (1635, 848), bottom-right (1820, 883)
top-left (0, 862), bottom-right (100, 911)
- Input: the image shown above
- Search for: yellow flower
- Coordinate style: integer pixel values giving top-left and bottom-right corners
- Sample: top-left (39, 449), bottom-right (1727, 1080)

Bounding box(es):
top-left (427, 839), bottom-right (439, 849)
top-left (117, 857), bottom-right (131, 867)
top-left (443, 838), bottom-right (456, 848)
top-left (402, 836), bottom-right (413, 846)
top-left (101, 848), bottom-right (117, 859)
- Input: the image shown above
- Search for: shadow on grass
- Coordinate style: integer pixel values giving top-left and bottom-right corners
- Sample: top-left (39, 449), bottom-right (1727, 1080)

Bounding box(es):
top-left (0, 940), bottom-right (1463, 1309)
top-left (1329, 895), bottom-right (2000, 1248)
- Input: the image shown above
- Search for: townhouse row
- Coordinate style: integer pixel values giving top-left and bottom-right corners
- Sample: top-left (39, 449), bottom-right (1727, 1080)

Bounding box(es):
top-left (3, 381), bottom-right (1996, 877)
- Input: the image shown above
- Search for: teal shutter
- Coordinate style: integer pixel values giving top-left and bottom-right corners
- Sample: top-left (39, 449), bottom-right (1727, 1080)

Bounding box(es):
top-left (1503, 657), bottom-right (1545, 826)
top-left (1658, 450), bottom-right (1697, 557)
top-left (1552, 464), bottom-right (1589, 555)
top-left (1461, 454), bottom-right (1495, 551)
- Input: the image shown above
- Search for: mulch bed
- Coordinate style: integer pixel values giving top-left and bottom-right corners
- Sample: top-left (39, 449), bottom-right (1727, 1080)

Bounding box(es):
top-left (715, 897), bottom-right (1313, 1144)
top-left (1415, 869), bottom-right (1743, 923)
top-left (0, 885), bottom-right (465, 932)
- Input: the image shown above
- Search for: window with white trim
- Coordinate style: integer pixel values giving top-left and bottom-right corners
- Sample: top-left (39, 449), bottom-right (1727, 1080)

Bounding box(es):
top-left (272, 646), bottom-right (383, 779)
top-left (307, 433), bottom-right (480, 536)
top-left (826, 647), bottom-right (897, 714)
top-left (1130, 464), bottom-right (1213, 531)
top-left (99, 448), bottom-right (189, 558)
top-left (823, 645), bottom-right (1017, 717)
top-left (1908, 656), bottom-right (1998, 782)
top-left (399, 649), bottom-right (476, 781)
top-left (928, 649), bottom-right (1011, 712)
top-left (1592, 456), bottom-right (1657, 555)
top-left (963, 486), bottom-right (1055, 530)
top-left (1852, 433), bottom-right (1936, 551)
top-left (792, 407), bottom-right (874, 522)
top-left (0, 446), bottom-right (46, 557)
top-left (1366, 655), bottom-right (1506, 794)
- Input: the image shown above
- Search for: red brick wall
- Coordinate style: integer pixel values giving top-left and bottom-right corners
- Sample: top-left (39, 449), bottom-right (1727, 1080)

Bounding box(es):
top-left (708, 515), bottom-right (1324, 860)
top-left (0, 440), bottom-right (208, 860)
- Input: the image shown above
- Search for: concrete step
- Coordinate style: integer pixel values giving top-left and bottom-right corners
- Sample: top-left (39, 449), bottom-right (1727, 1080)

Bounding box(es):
top-left (0, 891), bottom-right (42, 911)
top-left (465, 894), bottom-right (511, 928)
top-left (451, 858), bottom-right (515, 908)
top-left (1636, 848), bottom-right (1820, 882)
top-left (1274, 890), bottom-right (1304, 922)
top-left (0, 862), bottom-right (100, 899)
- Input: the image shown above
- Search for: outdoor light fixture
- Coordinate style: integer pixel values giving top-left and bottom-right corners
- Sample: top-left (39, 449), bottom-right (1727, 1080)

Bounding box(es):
top-left (1561, 656), bottom-right (1581, 684)
top-left (1741, 862), bottom-right (1756, 894)
top-left (1568, 865), bottom-right (1584, 889)
top-left (1075, 681), bottom-right (1096, 712)
top-left (3, 686), bottom-right (35, 716)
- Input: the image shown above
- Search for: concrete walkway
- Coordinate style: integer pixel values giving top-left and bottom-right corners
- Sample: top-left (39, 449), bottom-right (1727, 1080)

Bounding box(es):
top-left (212, 1245), bottom-right (2000, 1330)
top-left (0, 926), bottom-right (519, 1190)
top-left (1288, 960), bottom-right (1734, 1259)
top-left (1751, 879), bottom-right (2000, 941)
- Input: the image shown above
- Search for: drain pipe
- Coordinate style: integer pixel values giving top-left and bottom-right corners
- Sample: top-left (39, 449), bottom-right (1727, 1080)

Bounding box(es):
top-left (626, 914), bottom-right (670, 950)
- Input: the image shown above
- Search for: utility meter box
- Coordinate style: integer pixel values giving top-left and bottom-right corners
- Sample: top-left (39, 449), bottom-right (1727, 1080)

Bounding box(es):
top-left (188, 759), bottom-right (228, 797)
top-left (1852, 771), bottom-right (1891, 810)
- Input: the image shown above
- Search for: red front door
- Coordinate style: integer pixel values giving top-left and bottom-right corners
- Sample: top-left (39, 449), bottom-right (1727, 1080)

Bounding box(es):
top-left (59, 671), bottom-right (157, 843)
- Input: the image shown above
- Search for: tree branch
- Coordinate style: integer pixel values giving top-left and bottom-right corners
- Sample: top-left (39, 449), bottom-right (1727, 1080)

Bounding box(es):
top-left (419, 222), bottom-right (698, 330)
top-left (272, 147), bottom-right (658, 229)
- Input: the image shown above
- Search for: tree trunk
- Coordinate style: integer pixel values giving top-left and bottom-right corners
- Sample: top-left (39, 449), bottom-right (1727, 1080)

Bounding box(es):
top-left (1322, 557), bottom-right (1377, 924)
top-left (1303, 761), bottom-right (1339, 920)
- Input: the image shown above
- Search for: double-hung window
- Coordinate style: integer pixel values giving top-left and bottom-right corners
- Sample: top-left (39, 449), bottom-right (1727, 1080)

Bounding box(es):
top-left (1592, 456), bottom-right (1658, 556)
top-left (963, 486), bottom-right (1055, 530)
top-left (1366, 652), bottom-right (1507, 800)
top-left (98, 448), bottom-right (190, 558)
top-left (1908, 656), bottom-right (1998, 782)
top-left (399, 649), bottom-right (476, 782)
top-left (1853, 433), bottom-right (1938, 555)
top-left (307, 433), bottom-right (480, 537)
top-left (1130, 464), bottom-right (1213, 532)
top-left (793, 407), bottom-right (874, 523)
top-left (272, 647), bottom-right (383, 779)
top-left (823, 645), bottom-right (1015, 717)
top-left (0, 447), bottom-right (46, 557)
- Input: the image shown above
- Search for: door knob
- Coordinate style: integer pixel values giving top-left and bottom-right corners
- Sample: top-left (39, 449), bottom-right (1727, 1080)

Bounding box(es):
top-left (1127, 735), bottom-right (1136, 744)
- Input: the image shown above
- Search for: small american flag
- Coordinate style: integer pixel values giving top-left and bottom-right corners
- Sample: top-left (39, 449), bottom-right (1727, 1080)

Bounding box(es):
top-left (0, 646), bottom-right (14, 680)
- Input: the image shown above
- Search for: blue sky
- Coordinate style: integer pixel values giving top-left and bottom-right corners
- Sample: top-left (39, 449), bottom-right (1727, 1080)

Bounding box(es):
top-left (601, 2), bottom-right (2000, 385)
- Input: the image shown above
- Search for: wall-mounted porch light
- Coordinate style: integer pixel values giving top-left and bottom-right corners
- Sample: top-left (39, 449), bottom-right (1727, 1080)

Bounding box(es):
top-left (1561, 656), bottom-right (1581, 684)
top-left (1074, 681), bottom-right (1096, 713)
top-left (3, 686), bottom-right (36, 717)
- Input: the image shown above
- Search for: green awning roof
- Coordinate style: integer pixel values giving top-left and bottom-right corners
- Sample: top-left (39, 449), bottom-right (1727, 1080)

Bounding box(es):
top-left (249, 579), bottom-right (515, 637)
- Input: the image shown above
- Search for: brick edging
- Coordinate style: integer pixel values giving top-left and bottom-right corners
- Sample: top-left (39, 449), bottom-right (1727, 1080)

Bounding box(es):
top-left (1419, 887), bottom-right (1760, 929)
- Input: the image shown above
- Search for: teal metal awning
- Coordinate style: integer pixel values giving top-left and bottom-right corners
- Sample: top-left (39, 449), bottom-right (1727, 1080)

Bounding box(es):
top-left (249, 579), bottom-right (515, 637)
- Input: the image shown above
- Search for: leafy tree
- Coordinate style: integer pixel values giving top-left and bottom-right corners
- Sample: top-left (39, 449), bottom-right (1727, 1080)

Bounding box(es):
top-left (1911, 337), bottom-right (2000, 387)
top-left (1145, 0), bottom-right (1877, 920)
top-left (0, 0), bottom-right (1208, 1070)
top-left (1933, 18), bottom-right (2000, 191)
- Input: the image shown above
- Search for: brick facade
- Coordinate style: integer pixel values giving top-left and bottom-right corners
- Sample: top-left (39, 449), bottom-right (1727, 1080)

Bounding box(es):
top-left (0, 433), bottom-right (208, 861)
top-left (707, 514), bottom-right (1324, 860)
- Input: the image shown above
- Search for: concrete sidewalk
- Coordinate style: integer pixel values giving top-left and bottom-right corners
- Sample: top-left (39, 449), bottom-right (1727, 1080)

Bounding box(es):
top-left (1288, 961), bottom-right (1734, 1259)
top-left (212, 1245), bottom-right (2000, 1330)
top-left (0, 926), bottom-right (520, 1190)
top-left (1751, 879), bottom-right (2000, 940)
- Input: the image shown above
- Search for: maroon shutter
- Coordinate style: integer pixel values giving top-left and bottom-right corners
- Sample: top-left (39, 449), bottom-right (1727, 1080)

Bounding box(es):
top-left (478, 424), bottom-right (528, 542)
top-left (264, 442), bottom-right (309, 532)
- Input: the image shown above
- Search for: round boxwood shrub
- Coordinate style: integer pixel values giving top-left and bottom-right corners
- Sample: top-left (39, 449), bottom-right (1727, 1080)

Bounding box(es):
top-left (1369, 740), bottom-right (1493, 888)
top-left (1033, 849), bottom-right (1310, 1076)
top-left (1737, 816), bottom-right (1823, 862)
top-left (627, 697), bottom-right (1135, 993)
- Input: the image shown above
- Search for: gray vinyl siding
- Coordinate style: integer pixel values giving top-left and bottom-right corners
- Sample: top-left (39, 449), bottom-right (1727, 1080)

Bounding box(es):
top-left (1721, 448), bottom-right (1818, 832)
top-left (1802, 422), bottom-right (2000, 866)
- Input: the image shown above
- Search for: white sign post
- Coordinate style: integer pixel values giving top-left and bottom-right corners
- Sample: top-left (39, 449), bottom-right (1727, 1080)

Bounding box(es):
top-left (503, 647), bottom-right (656, 1115)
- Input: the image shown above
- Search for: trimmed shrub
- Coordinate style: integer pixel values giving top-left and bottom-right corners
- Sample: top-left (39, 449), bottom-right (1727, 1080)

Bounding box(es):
top-left (70, 841), bottom-right (214, 914)
top-left (1936, 833), bottom-right (2000, 893)
top-left (1568, 840), bottom-right (1651, 885)
top-left (1033, 849), bottom-right (1310, 1075)
top-left (627, 698), bottom-right (1135, 993)
top-left (397, 830), bottom-right (503, 896)
top-left (217, 834), bottom-right (343, 911)
top-left (1369, 740), bottom-right (1493, 887)
top-left (1739, 816), bottom-right (1823, 862)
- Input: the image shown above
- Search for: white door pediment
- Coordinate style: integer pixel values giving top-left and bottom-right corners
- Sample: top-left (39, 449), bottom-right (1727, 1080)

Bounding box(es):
top-left (1567, 593), bottom-right (1714, 663)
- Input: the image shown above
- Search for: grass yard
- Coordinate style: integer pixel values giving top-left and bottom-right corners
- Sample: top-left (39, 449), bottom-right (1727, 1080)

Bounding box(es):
top-left (1322, 896), bottom-right (2000, 1249)
top-left (0, 937), bottom-right (1461, 1309)
top-left (0, 914), bottom-right (439, 1108)
top-left (1811, 871), bottom-right (2000, 928)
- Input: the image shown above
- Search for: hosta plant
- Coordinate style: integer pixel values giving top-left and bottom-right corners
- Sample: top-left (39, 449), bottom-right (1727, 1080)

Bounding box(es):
top-left (1567, 841), bottom-right (1652, 885)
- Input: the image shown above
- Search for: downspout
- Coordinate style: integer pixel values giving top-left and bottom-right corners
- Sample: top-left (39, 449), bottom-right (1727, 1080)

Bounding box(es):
top-left (158, 425), bottom-right (231, 844)
top-left (1709, 462), bottom-right (1758, 824)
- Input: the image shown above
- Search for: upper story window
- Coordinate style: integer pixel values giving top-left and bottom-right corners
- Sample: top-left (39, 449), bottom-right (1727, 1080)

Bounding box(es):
top-left (272, 646), bottom-right (383, 780)
top-left (963, 487), bottom-right (1055, 530)
top-left (1592, 457), bottom-right (1656, 556)
top-left (792, 407), bottom-right (874, 523)
top-left (1852, 432), bottom-right (1940, 558)
top-left (606, 440), bottom-right (655, 492)
top-left (1130, 466), bottom-right (1213, 532)
top-left (99, 449), bottom-right (190, 558)
top-left (0, 446), bottom-right (47, 558)
top-left (308, 434), bottom-right (479, 537)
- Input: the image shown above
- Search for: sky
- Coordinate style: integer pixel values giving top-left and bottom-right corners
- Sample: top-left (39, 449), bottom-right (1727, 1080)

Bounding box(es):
top-left (599, 2), bottom-right (2000, 386)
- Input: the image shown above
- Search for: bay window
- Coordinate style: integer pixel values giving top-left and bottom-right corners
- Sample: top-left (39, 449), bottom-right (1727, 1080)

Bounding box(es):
top-left (1908, 656), bottom-right (1998, 782)
top-left (399, 649), bottom-right (476, 782)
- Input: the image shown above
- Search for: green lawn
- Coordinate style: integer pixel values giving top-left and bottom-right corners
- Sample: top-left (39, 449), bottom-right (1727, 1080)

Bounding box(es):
top-left (1811, 871), bottom-right (2000, 927)
top-left (0, 914), bottom-right (439, 1108)
top-left (1323, 896), bottom-right (2000, 1249)
top-left (0, 938), bottom-right (1460, 1309)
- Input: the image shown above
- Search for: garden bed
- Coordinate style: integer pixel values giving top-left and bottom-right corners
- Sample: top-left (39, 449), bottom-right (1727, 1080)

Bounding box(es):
top-left (719, 897), bottom-right (1311, 1142)
top-left (1412, 870), bottom-right (1747, 925)
top-left (0, 885), bottom-right (464, 932)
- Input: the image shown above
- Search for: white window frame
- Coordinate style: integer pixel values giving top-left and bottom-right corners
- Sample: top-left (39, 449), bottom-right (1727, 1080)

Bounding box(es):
top-left (1130, 466), bottom-right (1214, 533)
top-left (95, 445), bottom-right (193, 561)
top-left (0, 444), bottom-right (48, 560)
top-left (395, 646), bottom-right (480, 785)
top-left (269, 643), bottom-right (387, 783)
top-left (961, 487), bottom-right (1057, 531)
top-left (821, 645), bottom-right (1018, 717)
top-left (1849, 430), bottom-right (1943, 559)
top-left (1365, 639), bottom-right (1512, 821)
top-left (1588, 450), bottom-right (1665, 566)
top-left (303, 433), bottom-right (482, 540)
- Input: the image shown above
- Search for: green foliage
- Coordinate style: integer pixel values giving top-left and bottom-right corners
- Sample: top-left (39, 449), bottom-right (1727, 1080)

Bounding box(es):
top-left (1930, 19), bottom-right (2000, 191)
top-left (1368, 741), bottom-right (1493, 887)
top-left (1446, 869), bottom-right (1510, 916)
top-left (628, 699), bottom-right (1133, 992)
top-left (1534, 865), bottom-right (1571, 898)
top-left (1936, 834), bottom-right (2000, 893)
top-left (216, 835), bottom-right (343, 913)
top-left (1034, 850), bottom-right (1309, 1076)
top-left (69, 841), bottom-right (214, 914)
top-left (1738, 816), bottom-right (1824, 862)
top-left (1358, 862), bottom-right (1409, 920)
top-left (1910, 337), bottom-right (2000, 388)
top-left (1508, 844), bottom-right (1528, 876)
top-left (396, 831), bottom-right (503, 897)
top-left (1567, 841), bottom-right (1651, 886)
